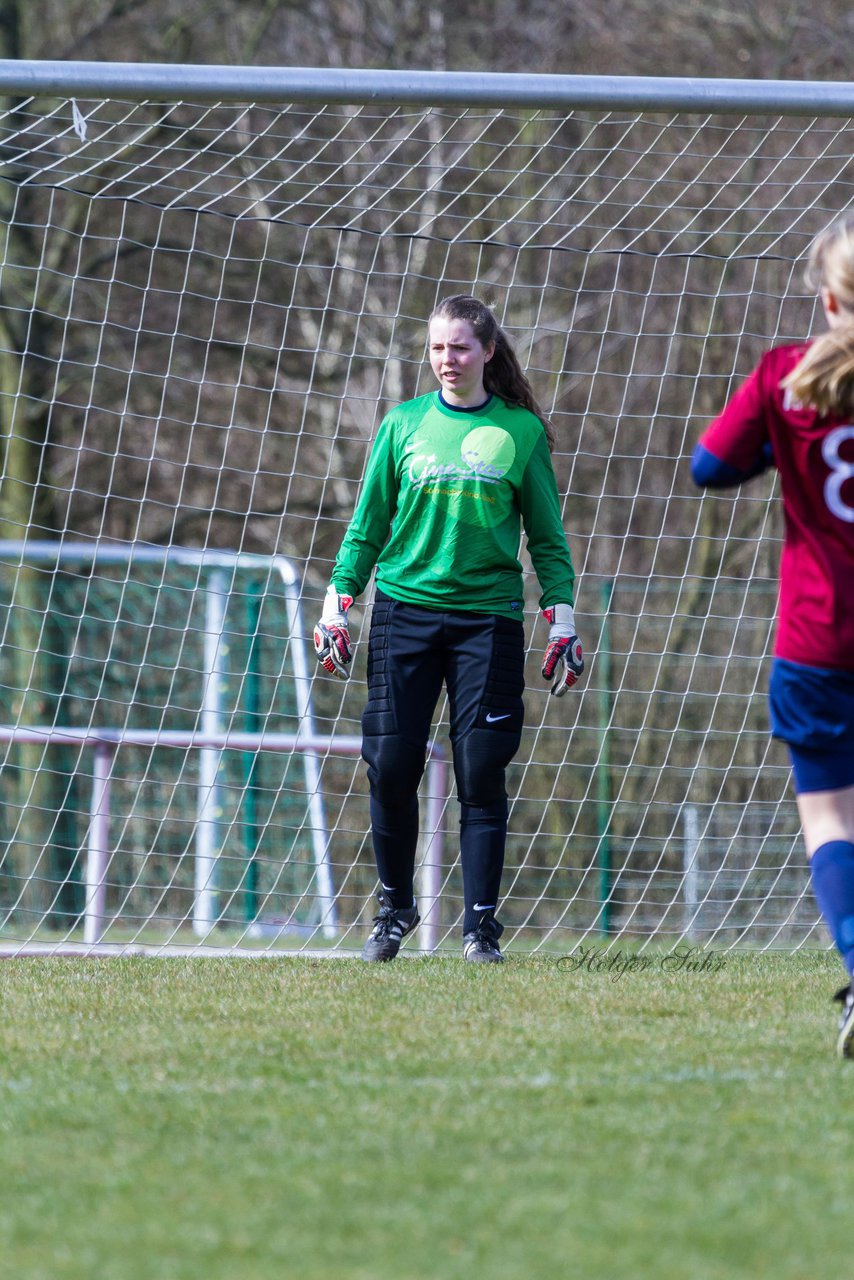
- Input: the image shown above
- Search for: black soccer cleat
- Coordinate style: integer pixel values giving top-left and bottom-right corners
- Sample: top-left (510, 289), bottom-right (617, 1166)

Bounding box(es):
top-left (463, 915), bottom-right (505, 964)
top-left (362, 895), bottom-right (420, 962)
top-left (834, 984), bottom-right (854, 1059)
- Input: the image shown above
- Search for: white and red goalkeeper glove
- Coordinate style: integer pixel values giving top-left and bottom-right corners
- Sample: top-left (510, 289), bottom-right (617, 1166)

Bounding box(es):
top-left (314, 585), bottom-right (354, 679)
top-left (541, 603), bottom-right (584, 697)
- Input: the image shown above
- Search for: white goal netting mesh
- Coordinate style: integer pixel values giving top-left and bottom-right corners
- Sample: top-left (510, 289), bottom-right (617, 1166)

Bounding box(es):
top-left (1, 85), bottom-right (850, 954)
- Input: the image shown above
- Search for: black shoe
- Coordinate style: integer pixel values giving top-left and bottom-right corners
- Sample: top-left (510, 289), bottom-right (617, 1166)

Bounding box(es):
top-left (463, 915), bottom-right (505, 964)
top-left (362, 895), bottom-right (420, 962)
top-left (834, 984), bottom-right (854, 1059)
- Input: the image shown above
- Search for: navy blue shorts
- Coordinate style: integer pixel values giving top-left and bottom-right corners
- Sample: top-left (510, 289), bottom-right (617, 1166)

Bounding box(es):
top-left (769, 658), bottom-right (854, 794)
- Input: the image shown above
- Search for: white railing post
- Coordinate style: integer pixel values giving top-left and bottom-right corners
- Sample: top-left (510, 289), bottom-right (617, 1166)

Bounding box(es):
top-left (194, 568), bottom-right (229, 937)
top-left (683, 804), bottom-right (701, 940)
top-left (418, 750), bottom-right (448, 952)
top-left (279, 565), bottom-right (338, 936)
top-left (84, 743), bottom-right (114, 945)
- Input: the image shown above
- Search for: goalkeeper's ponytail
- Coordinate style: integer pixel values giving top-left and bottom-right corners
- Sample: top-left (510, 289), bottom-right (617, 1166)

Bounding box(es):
top-left (430, 295), bottom-right (556, 451)
top-left (782, 215), bottom-right (854, 417)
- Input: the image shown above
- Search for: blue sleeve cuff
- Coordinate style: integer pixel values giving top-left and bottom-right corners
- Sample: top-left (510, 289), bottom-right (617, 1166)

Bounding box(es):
top-left (691, 441), bottom-right (773, 488)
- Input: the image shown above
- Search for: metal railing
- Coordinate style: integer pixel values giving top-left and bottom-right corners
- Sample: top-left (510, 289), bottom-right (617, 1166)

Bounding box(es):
top-left (0, 725), bottom-right (447, 951)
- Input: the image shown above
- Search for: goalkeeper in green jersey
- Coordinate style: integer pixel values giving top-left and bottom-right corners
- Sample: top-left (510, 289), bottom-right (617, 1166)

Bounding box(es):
top-left (314, 295), bottom-right (582, 962)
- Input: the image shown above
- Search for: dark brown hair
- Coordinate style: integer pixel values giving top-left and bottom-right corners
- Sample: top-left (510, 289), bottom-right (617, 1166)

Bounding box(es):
top-left (430, 295), bottom-right (556, 450)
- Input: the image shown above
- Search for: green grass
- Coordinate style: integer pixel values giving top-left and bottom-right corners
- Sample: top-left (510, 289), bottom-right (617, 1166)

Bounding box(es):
top-left (0, 950), bottom-right (850, 1280)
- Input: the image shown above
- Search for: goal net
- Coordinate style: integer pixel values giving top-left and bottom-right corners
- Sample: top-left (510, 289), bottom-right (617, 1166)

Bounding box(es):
top-left (0, 68), bottom-right (849, 954)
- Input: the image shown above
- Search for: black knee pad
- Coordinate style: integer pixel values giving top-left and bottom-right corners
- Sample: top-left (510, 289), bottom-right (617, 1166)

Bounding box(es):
top-left (453, 728), bottom-right (520, 808)
top-left (361, 734), bottom-right (426, 808)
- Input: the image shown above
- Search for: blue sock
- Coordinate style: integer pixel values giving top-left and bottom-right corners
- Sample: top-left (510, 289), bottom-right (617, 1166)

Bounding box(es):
top-left (810, 841), bottom-right (854, 978)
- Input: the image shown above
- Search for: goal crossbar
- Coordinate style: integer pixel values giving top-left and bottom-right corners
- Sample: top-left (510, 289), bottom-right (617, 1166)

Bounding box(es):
top-left (3, 61), bottom-right (854, 116)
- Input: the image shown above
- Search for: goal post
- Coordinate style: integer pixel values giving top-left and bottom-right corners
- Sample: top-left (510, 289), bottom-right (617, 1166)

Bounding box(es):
top-left (1, 63), bottom-right (853, 955)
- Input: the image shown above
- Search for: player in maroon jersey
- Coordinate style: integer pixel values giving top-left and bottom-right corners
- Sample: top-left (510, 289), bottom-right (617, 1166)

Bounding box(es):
top-left (692, 214), bottom-right (854, 1057)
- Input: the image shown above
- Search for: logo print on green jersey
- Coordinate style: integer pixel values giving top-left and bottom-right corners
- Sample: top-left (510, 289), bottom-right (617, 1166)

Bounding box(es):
top-left (460, 426), bottom-right (516, 480)
top-left (407, 426), bottom-right (516, 528)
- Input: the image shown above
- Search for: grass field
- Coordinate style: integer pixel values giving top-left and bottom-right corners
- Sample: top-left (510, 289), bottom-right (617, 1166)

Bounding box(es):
top-left (0, 949), bottom-right (850, 1280)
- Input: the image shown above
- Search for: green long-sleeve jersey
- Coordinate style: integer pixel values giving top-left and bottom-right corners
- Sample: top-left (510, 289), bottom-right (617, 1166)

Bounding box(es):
top-left (331, 392), bottom-right (576, 619)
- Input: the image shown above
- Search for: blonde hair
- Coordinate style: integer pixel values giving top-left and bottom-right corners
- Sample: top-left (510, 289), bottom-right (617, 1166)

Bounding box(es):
top-left (782, 214), bottom-right (854, 416)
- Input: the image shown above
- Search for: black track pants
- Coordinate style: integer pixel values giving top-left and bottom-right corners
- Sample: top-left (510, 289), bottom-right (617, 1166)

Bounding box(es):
top-left (360, 591), bottom-right (524, 932)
